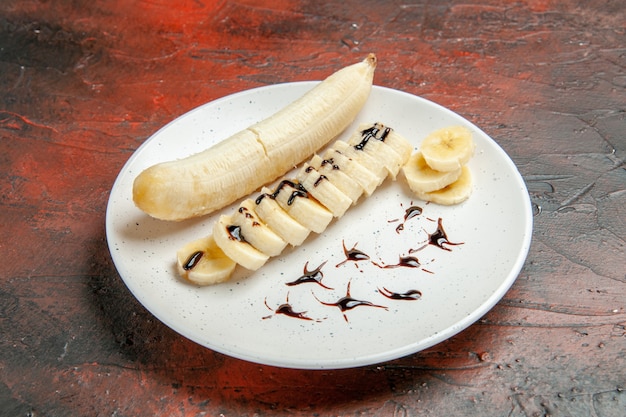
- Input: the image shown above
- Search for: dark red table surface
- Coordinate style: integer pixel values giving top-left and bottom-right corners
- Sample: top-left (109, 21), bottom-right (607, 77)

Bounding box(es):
top-left (1, 1), bottom-right (625, 416)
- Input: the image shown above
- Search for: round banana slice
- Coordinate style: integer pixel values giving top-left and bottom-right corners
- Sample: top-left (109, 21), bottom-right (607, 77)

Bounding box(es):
top-left (296, 164), bottom-right (352, 218)
top-left (176, 235), bottom-right (237, 285)
top-left (413, 165), bottom-right (473, 206)
top-left (254, 188), bottom-right (311, 246)
top-left (402, 151), bottom-right (462, 194)
top-left (231, 199), bottom-right (288, 257)
top-left (213, 215), bottom-right (269, 271)
top-left (420, 126), bottom-right (475, 172)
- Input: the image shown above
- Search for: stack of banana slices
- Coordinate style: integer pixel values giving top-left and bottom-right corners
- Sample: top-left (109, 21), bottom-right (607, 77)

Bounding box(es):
top-left (401, 126), bottom-right (475, 205)
top-left (177, 122), bottom-right (413, 285)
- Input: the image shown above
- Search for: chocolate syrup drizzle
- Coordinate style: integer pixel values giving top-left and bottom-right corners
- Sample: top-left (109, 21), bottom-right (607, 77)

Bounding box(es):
top-left (286, 261), bottom-right (332, 289)
top-left (255, 200), bottom-right (464, 323)
top-left (183, 251), bottom-right (203, 270)
top-left (378, 287), bottom-right (422, 301)
top-left (426, 217), bottom-right (464, 251)
top-left (314, 281), bottom-right (387, 323)
top-left (320, 157), bottom-right (340, 170)
top-left (409, 217), bottom-right (464, 253)
top-left (255, 179), bottom-right (309, 206)
top-left (336, 241), bottom-right (370, 267)
top-left (263, 295), bottom-right (320, 322)
top-left (395, 205), bottom-right (423, 233)
top-left (226, 225), bottom-right (245, 242)
top-left (238, 206), bottom-right (260, 226)
top-left (355, 124), bottom-right (392, 150)
top-left (372, 255), bottom-right (421, 269)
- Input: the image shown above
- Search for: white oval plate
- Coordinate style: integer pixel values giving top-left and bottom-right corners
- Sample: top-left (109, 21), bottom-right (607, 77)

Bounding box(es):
top-left (106, 83), bottom-right (532, 369)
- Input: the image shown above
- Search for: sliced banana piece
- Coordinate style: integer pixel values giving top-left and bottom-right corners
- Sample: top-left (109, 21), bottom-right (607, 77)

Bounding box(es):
top-left (176, 235), bottom-right (236, 285)
top-left (213, 214), bottom-right (269, 271)
top-left (346, 124), bottom-right (411, 179)
top-left (254, 189), bottom-right (311, 246)
top-left (420, 126), bottom-right (475, 172)
top-left (402, 151), bottom-right (462, 194)
top-left (271, 180), bottom-right (333, 233)
top-left (332, 140), bottom-right (388, 183)
top-left (309, 154), bottom-right (364, 204)
top-left (412, 165), bottom-right (473, 205)
top-left (361, 122), bottom-right (414, 162)
top-left (296, 164), bottom-right (352, 217)
top-left (321, 148), bottom-right (380, 196)
top-left (231, 199), bottom-right (288, 256)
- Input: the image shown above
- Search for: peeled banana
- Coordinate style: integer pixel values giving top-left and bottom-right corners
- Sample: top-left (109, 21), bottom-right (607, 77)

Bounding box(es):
top-left (402, 125), bottom-right (475, 205)
top-left (133, 54), bottom-right (377, 221)
top-left (177, 122), bottom-right (412, 285)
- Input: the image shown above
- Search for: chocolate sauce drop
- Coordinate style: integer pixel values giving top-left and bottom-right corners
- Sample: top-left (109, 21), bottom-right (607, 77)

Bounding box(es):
top-left (238, 206), bottom-right (259, 225)
top-left (336, 241), bottom-right (370, 267)
top-left (395, 205), bottom-right (423, 233)
top-left (286, 261), bottom-right (332, 289)
top-left (314, 281), bottom-right (387, 322)
top-left (314, 174), bottom-right (328, 187)
top-left (274, 304), bottom-right (315, 321)
top-left (226, 225), bottom-right (245, 242)
top-left (183, 250), bottom-right (203, 270)
top-left (263, 296), bottom-right (319, 322)
top-left (373, 255), bottom-right (420, 269)
top-left (428, 218), bottom-right (464, 251)
top-left (274, 179), bottom-right (308, 205)
top-left (320, 157), bottom-right (340, 170)
top-left (378, 287), bottom-right (422, 301)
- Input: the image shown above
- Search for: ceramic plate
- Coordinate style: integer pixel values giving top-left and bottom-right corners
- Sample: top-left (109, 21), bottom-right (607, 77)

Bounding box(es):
top-left (106, 83), bottom-right (532, 369)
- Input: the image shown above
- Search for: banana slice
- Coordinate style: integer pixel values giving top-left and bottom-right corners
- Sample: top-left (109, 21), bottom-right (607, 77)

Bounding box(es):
top-left (420, 126), bottom-right (475, 172)
top-left (176, 235), bottom-right (236, 285)
top-left (296, 164), bottom-right (352, 217)
top-left (321, 148), bottom-right (380, 196)
top-left (363, 122), bottom-right (414, 163)
top-left (412, 165), bottom-right (473, 205)
top-left (309, 154), bottom-right (364, 204)
top-left (402, 151), bottom-right (462, 194)
top-left (231, 199), bottom-right (288, 257)
top-left (332, 140), bottom-right (388, 183)
top-left (346, 123), bottom-right (411, 179)
top-left (271, 180), bottom-right (333, 233)
top-left (134, 54), bottom-right (376, 221)
top-left (213, 215), bottom-right (269, 271)
top-left (254, 189), bottom-right (311, 246)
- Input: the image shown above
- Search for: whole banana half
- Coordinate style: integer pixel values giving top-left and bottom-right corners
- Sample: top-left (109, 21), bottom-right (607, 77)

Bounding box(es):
top-left (133, 54), bottom-right (377, 221)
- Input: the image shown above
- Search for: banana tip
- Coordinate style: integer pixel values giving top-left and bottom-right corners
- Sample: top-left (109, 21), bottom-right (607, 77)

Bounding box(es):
top-left (365, 53), bottom-right (377, 67)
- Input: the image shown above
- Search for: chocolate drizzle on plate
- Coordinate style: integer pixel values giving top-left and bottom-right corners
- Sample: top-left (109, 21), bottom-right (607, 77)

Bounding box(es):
top-left (395, 205), bottom-right (423, 233)
top-left (314, 281), bottom-right (387, 323)
top-left (263, 294), bottom-right (321, 322)
top-left (336, 241), bottom-right (370, 267)
top-left (427, 217), bottom-right (464, 251)
top-left (259, 202), bottom-right (465, 324)
top-left (378, 287), bottom-right (422, 301)
top-left (372, 255), bottom-right (421, 269)
top-left (286, 261), bottom-right (332, 289)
